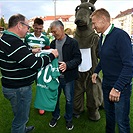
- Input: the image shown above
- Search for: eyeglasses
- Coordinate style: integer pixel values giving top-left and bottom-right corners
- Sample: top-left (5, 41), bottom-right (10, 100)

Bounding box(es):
top-left (20, 21), bottom-right (31, 30)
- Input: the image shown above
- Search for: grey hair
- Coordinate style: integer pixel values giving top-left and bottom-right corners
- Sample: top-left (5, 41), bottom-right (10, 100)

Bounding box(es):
top-left (50, 20), bottom-right (64, 28)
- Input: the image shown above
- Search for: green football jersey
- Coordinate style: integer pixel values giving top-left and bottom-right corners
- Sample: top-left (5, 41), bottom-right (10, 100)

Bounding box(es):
top-left (24, 32), bottom-right (50, 49)
top-left (34, 49), bottom-right (60, 111)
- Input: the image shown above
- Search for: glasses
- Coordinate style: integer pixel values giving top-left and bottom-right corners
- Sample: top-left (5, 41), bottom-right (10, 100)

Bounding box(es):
top-left (20, 21), bottom-right (31, 30)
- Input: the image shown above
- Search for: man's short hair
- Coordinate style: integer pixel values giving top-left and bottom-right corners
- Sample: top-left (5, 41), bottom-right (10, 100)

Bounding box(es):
top-left (50, 20), bottom-right (64, 29)
top-left (34, 18), bottom-right (44, 25)
top-left (90, 8), bottom-right (110, 21)
top-left (8, 14), bottom-right (26, 28)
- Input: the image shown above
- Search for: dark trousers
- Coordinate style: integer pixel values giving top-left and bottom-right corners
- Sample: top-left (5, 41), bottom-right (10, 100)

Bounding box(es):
top-left (102, 83), bottom-right (131, 133)
top-left (52, 78), bottom-right (75, 121)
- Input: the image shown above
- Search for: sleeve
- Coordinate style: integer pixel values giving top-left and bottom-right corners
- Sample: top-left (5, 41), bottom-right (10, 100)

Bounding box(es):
top-left (66, 39), bottom-right (82, 70)
top-left (94, 35), bottom-right (102, 74)
top-left (45, 37), bottom-right (50, 46)
top-left (42, 36), bottom-right (50, 49)
top-left (2, 36), bottom-right (55, 70)
top-left (114, 31), bottom-right (132, 91)
top-left (94, 60), bottom-right (102, 74)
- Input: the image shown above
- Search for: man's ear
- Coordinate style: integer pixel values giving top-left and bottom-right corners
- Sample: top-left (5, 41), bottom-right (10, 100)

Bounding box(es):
top-left (60, 26), bottom-right (64, 31)
top-left (17, 22), bottom-right (23, 30)
top-left (100, 16), bottom-right (106, 24)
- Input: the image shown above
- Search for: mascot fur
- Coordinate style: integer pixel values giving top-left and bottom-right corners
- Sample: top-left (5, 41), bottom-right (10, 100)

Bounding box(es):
top-left (73, 0), bottom-right (103, 121)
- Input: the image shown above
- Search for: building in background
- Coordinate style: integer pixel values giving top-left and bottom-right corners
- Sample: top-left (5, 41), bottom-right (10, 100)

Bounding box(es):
top-left (29, 15), bottom-right (76, 33)
top-left (113, 8), bottom-right (133, 36)
top-left (28, 8), bottom-right (133, 37)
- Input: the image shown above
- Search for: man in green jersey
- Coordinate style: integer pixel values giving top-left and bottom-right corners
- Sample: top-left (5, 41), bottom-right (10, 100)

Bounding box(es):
top-left (24, 18), bottom-right (50, 115)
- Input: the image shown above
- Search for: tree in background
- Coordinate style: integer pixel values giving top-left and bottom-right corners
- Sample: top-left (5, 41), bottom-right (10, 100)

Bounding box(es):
top-left (0, 16), bottom-right (8, 30)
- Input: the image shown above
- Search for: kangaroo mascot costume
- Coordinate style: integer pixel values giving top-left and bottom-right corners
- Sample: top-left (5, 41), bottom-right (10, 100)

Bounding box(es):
top-left (73, 0), bottom-right (103, 121)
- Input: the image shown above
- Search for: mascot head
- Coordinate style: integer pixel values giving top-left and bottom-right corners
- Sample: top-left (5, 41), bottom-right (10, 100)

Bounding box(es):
top-left (75, 0), bottom-right (97, 30)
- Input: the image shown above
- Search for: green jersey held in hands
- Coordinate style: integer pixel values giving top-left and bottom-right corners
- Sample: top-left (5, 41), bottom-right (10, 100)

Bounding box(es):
top-left (34, 49), bottom-right (60, 111)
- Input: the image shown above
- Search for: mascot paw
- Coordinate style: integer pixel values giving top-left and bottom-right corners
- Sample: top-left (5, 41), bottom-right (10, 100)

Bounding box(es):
top-left (88, 110), bottom-right (101, 121)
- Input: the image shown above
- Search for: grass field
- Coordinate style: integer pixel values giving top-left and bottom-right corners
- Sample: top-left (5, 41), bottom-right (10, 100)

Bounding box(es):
top-left (0, 82), bottom-right (133, 133)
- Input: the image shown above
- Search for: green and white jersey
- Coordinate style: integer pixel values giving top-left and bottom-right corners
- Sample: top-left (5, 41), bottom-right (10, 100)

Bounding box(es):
top-left (34, 49), bottom-right (60, 111)
top-left (24, 32), bottom-right (50, 49)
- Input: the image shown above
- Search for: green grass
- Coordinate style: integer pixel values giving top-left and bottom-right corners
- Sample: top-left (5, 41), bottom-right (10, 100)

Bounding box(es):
top-left (0, 82), bottom-right (133, 133)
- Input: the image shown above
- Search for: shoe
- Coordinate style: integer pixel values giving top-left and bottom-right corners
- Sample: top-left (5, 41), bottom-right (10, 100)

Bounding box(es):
top-left (26, 126), bottom-right (35, 133)
top-left (73, 113), bottom-right (80, 118)
top-left (66, 121), bottom-right (74, 130)
top-left (39, 110), bottom-right (45, 115)
top-left (49, 116), bottom-right (60, 127)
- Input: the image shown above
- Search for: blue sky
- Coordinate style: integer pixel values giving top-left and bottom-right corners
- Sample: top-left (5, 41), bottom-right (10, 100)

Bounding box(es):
top-left (0, 0), bottom-right (133, 22)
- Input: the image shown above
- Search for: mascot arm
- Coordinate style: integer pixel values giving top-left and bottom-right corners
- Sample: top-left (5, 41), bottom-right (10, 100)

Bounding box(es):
top-left (93, 34), bottom-right (100, 59)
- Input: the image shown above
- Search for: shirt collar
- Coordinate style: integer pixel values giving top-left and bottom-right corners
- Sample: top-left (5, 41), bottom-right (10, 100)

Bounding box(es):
top-left (3, 30), bottom-right (20, 39)
top-left (103, 24), bottom-right (112, 36)
top-left (33, 32), bottom-right (44, 38)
